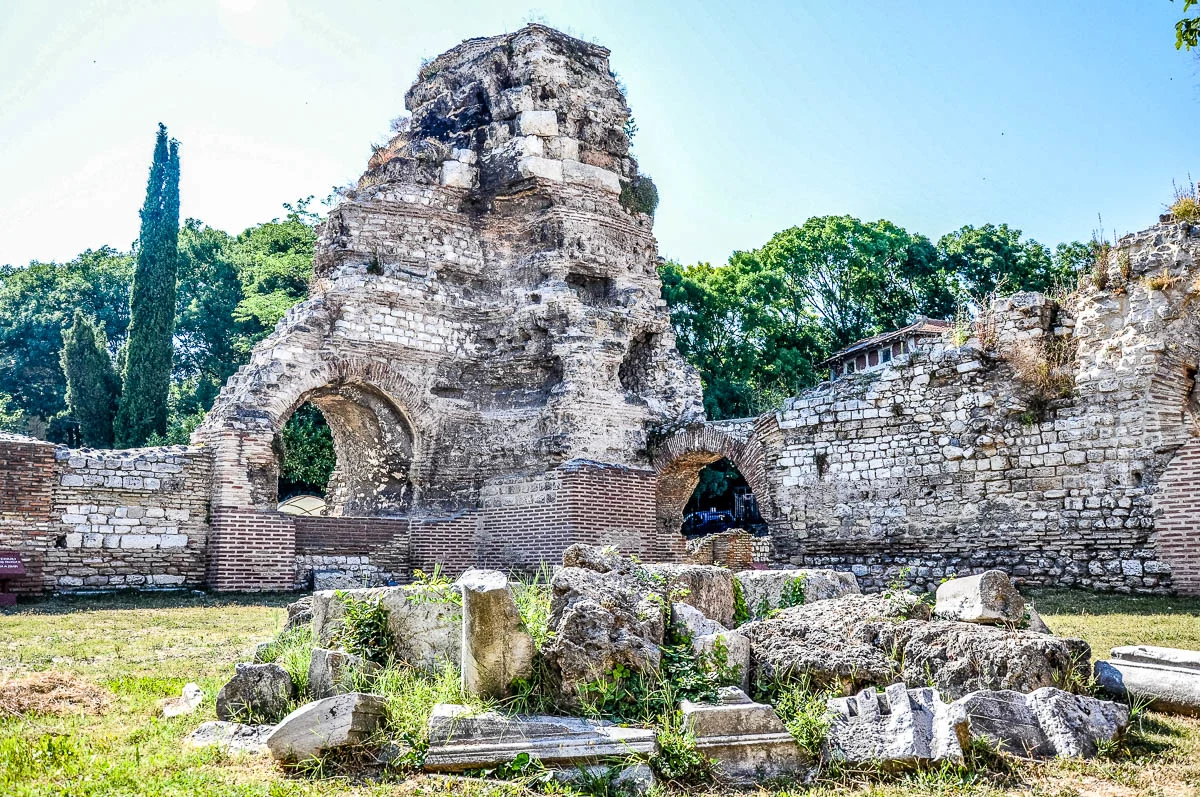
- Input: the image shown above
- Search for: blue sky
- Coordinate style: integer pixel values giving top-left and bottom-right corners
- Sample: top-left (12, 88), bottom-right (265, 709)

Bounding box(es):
top-left (1, 0), bottom-right (1196, 268)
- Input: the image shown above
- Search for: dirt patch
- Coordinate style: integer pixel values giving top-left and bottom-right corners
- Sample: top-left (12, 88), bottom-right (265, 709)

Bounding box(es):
top-left (0, 671), bottom-right (110, 716)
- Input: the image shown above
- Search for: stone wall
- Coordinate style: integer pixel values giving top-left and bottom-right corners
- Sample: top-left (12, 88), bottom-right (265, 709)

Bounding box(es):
top-left (655, 219), bottom-right (1200, 595)
top-left (0, 436), bottom-right (212, 592)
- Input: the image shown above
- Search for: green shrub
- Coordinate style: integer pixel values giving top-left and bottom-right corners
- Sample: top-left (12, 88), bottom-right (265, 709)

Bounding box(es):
top-left (649, 712), bottom-right (715, 786)
top-left (332, 591), bottom-right (394, 666)
top-left (619, 175), bottom-right (658, 216)
top-left (779, 574), bottom-right (807, 609)
top-left (254, 624), bottom-right (315, 696)
top-left (772, 680), bottom-right (832, 761)
top-left (732, 577), bottom-right (751, 626)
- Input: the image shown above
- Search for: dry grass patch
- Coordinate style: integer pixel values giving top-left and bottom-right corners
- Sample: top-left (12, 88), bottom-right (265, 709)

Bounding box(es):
top-left (0, 671), bottom-right (109, 716)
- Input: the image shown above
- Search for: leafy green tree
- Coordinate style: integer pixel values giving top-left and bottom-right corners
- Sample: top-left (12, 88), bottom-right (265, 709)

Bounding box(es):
top-left (175, 219), bottom-right (241, 412)
top-left (230, 198), bottom-right (319, 353)
top-left (0, 392), bottom-right (27, 434)
top-left (278, 403), bottom-right (336, 498)
top-left (115, 124), bottom-right (181, 447)
top-left (60, 310), bottom-right (120, 447)
top-left (937, 223), bottom-right (1071, 298)
top-left (1176, 0), bottom-right (1199, 49)
top-left (0, 249), bottom-right (133, 435)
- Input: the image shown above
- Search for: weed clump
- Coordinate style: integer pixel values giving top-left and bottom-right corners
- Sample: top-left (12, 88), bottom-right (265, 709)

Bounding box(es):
top-left (1169, 177), bottom-right (1200, 222)
top-left (619, 175), bottom-right (658, 216)
top-left (332, 591), bottom-right (394, 666)
top-left (0, 672), bottom-right (109, 716)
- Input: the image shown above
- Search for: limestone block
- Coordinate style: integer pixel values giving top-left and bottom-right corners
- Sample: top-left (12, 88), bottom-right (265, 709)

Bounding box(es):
top-left (440, 159), bottom-right (477, 188)
top-left (185, 721), bottom-right (274, 755)
top-left (308, 647), bottom-right (379, 700)
top-left (457, 569), bottom-right (534, 699)
top-left (825, 684), bottom-right (966, 767)
top-left (158, 683), bottom-right (204, 718)
top-left (950, 687), bottom-right (1128, 758)
top-left (935, 570), bottom-right (1025, 624)
top-left (516, 109), bottom-right (558, 136)
top-left (313, 570), bottom-right (363, 591)
top-left (734, 568), bottom-right (859, 619)
top-left (645, 563), bottom-right (735, 628)
top-left (265, 692), bottom-right (387, 762)
top-left (670, 601), bottom-right (724, 639)
top-left (516, 156), bottom-right (563, 181)
top-left (681, 687), bottom-right (807, 784)
top-left (561, 159), bottom-right (621, 194)
top-left (312, 586), bottom-right (461, 671)
top-left (1095, 645), bottom-right (1200, 716)
top-left (215, 663), bottom-right (296, 723)
top-left (423, 703), bottom-right (657, 771)
top-left (695, 630), bottom-right (751, 693)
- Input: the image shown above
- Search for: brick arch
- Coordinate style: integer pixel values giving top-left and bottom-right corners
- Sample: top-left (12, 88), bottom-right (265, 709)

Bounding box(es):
top-left (651, 423), bottom-right (772, 552)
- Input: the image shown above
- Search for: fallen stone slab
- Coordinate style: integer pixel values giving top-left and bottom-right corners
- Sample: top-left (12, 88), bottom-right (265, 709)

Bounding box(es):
top-left (265, 692), bottom-right (387, 762)
top-left (734, 569), bottom-right (859, 619)
top-left (825, 684), bottom-right (966, 767)
top-left (741, 593), bottom-right (1091, 699)
top-left (681, 686), bottom-right (807, 784)
top-left (186, 720), bottom-right (274, 754)
top-left (934, 570), bottom-right (1025, 625)
top-left (458, 569), bottom-right (534, 699)
top-left (312, 585), bottom-right (461, 671)
top-left (950, 687), bottom-right (1128, 759)
top-left (1095, 645), bottom-right (1200, 716)
top-left (308, 648), bottom-right (380, 700)
top-left (215, 662), bottom-right (295, 723)
top-left (158, 682), bottom-right (203, 718)
top-left (422, 703), bottom-right (657, 771)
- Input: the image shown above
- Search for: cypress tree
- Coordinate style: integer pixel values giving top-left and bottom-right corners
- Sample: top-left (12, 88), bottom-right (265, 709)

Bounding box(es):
top-left (60, 310), bottom-right (120, 448)
top-left (114, 123), bottom-right (180, 447)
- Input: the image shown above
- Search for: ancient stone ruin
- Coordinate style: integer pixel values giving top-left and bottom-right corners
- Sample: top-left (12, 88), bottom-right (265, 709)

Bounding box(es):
top-left (0, 24), bottom-right (1199, 597)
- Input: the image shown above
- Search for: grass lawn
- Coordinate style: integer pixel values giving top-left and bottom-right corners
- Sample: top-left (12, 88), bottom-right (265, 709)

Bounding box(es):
top-left (1, 588), bottom-right (1198, 796)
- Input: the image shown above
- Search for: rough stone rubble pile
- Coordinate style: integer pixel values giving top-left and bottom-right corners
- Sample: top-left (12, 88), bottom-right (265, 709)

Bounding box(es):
top-left (178, 545), bottom-right (1200, 788)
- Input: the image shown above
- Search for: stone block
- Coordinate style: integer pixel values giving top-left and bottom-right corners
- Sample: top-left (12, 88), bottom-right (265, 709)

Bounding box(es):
top-left (313, 570), bottom-right (363, 591)
top-left (158, 683), bottom-right (204, 718)
top-left (734, 568), bottom-right (859, 619)
top-left (681, 687), bottom-right (807, 784)
top-left (561, 159), bottom-right (621, 194)
top-left (694, 630), bottom-right (751, 693)
top-left (826, 684), bottom-right (966, 767)
top-left (215, 662), bottom-right (296, 723)
top-left (1095, 645), bottom-right (1200, 716)
top-left (308, 647), bottom-right (379, 700)
top-left (516, 109), bottom-right (558, 136)
top-left (645, 563), bottom-right (735, 627)
top-left (423, 703), bottom-right (657, 772)
top-left (516, 156), bottom-right (563, 181)
top-left (934, 570), bottom-right (1025, 624)
top-left (949, 687), bottom-right (1128, 758)
top-left (458, 569), bottom-right (534, 699)
top-left (312, 586), bottom-right (461, 672)
top-left (265, 692), bottom-right (387, 762)
top-left (440, 159), bottom-right (477, 188)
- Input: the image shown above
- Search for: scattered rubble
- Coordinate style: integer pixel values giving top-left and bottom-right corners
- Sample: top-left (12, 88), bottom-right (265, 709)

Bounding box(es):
top-left (215, 663), bottom-right (295, 723)
top-left (935, 570), bottom-right (1026, 625)
top-left (285, 595), bottom-right (314, 630)
top-left (265, 692), bottom-right (387, 762)
top-left (1095, 645), bottom-right (1200, 716)
top-left (186, 721), bottom-right (274, 754)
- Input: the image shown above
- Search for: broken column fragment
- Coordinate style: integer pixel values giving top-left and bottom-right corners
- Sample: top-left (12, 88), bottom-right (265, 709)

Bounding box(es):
top-left (949, 687), bottom-right (1128, 759)
top-left (458, 569), bottom-right (534, 699)
top-left (680, 687), bottom-right (807, 784)
top-left (1095, 645), bottom-right (1200, 716)
top-left (934, 570), bottom-right (1025, 625)
top-left (825, 684), bottom-right (966, 767)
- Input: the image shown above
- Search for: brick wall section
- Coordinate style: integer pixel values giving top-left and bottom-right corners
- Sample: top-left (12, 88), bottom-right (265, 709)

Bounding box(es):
top-left (293, 515), bottom-right (411, 588)
top-left (1154, 439), bottom-right (1200, 595)
top-left (561, 461), bottom-right (662, 558)
top-left (0, 435), bottom-right (57, 593)
top-left (207, 507), bottom-right (295, 592)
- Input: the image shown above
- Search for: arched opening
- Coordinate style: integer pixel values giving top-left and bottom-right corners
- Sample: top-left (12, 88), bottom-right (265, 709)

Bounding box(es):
top-left (275, 382), bottom-right (416, 517)
top-left (682, 457), bottom-right (764, 537)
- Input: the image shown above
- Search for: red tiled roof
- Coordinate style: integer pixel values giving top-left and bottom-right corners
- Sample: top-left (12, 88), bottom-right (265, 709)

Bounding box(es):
top-left (820, 317), bottom-right (952, 366)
